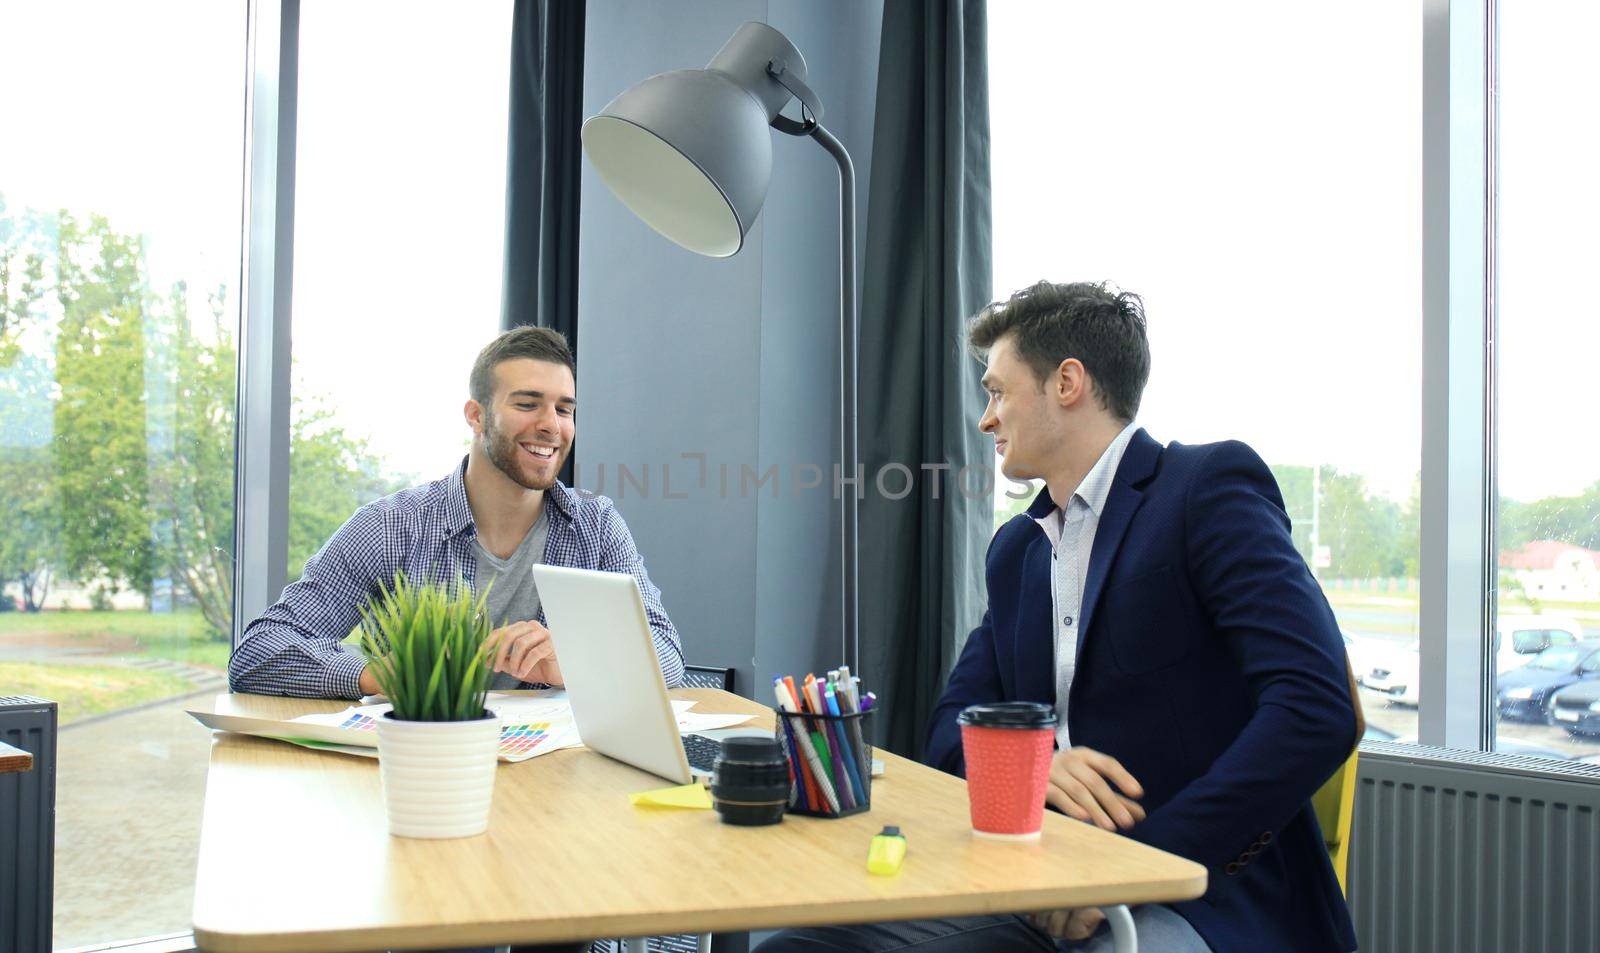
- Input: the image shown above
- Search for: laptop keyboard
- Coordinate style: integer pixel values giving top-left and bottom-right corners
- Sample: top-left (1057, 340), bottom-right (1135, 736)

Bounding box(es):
top-left (682, 733), bottom-right (722, 773)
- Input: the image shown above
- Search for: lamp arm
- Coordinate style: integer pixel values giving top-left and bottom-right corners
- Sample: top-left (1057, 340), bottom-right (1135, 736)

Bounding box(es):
top-left (767, 60), bottom-right (824, 136)
top-left (808, 123), bottom-right (859, 674)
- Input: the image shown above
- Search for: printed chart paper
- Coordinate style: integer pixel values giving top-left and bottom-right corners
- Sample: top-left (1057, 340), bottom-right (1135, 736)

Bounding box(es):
top-left (287, 692), bottom-right (582, 763)
top-left (190, 690), bottom-right (750, 764)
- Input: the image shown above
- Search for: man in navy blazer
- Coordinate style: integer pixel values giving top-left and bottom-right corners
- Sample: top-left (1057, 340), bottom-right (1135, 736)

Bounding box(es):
top-left (758, 282), bottom-right (1358, 953)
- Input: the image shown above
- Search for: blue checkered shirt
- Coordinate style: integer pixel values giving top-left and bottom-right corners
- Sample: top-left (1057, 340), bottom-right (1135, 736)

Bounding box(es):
top-left (229, 458), bottom-right (685, 698)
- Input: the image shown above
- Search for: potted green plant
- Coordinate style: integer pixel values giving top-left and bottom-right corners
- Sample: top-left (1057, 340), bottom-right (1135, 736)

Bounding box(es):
top-left (359, 573), bottom-right (499, 838)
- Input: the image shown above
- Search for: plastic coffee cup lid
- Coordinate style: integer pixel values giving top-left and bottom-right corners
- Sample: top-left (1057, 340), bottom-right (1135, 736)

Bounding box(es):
top-left (957, 701), bottom-right (1058, 729)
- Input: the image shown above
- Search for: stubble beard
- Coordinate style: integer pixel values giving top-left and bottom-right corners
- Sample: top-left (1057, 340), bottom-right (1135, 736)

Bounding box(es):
top-left (483, 410), bottom-right (565, 491)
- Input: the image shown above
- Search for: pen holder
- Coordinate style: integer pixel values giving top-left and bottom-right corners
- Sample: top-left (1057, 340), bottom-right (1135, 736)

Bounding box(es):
top-left (773, 708), bottom-right (873, 818)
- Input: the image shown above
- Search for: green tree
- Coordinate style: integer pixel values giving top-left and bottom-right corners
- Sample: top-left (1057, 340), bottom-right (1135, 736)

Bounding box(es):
top-left (139, 278), bottom-right (400, 639)
top-left (0, 446), bottom-right (60, 610)
top-left (1270, 463), bottom-right (1417, 579)
top-left (1397, 476), bottom-right (1421, 577)
top-left (0, 194), bottom-right (50, 369)
top-left (0, 198), bottom-right (58, 608)
top-left (1500, 482), bottom-right (1600, 553)
top-left (286, 403), bottom-right (398, 583)
top-left (5, 203), bottom-right (408, 639)
top-left (147, 283), bottom-right (238, 636)
top-left (52, 213), bottom-right (154, 595)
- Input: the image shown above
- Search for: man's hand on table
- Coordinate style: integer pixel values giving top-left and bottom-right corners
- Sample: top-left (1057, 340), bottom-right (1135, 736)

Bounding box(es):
top-left (488, 619), bottom-right (563, 686)
top-left (356, 619), bottom-right (563, 696)
top-left (1047, 746), bottom-right (1146, 832)
top-left (358, 666), bottom-right (382, 696)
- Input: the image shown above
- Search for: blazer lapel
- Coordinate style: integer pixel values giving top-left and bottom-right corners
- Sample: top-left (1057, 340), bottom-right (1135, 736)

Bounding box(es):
top-left (1017, 536), bottom-right (1057, 705)
top-left (1074, 430), bottom-right (1161, 670)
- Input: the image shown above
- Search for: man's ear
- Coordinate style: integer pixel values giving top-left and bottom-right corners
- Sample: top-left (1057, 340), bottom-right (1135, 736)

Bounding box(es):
top-left (1054, 358), bottom-right (1090, 408)
top-left (464, 399), bottom-right (485, 436)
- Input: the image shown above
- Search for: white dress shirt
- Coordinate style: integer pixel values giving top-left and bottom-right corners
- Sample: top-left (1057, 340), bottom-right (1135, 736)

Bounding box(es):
top-left (1032, 421), bottom-right (1139, 748)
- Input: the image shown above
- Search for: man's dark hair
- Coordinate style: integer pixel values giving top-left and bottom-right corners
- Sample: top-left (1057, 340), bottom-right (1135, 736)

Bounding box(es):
top-left (469, 326), bottom-right (576, 406)
top-left (967, 280), bottom-right (1151, 422)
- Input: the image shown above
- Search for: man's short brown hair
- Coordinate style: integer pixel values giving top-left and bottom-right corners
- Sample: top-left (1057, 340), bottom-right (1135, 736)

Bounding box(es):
top-left (469, 326), bottom-right (576, 406)
top-left (967, 280), bottom-right (1151, 423)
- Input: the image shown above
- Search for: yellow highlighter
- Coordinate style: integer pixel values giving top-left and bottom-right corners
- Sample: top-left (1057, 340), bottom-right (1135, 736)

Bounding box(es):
top-left (867, 825), bottom-right (907, 876)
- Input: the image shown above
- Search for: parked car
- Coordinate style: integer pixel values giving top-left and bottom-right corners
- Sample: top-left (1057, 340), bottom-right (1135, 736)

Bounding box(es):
top-left (1497, 614), bottom-right (1587, 670)
top-left (1496, 639), bottom-right (1600, 723)
top-left (1360, 640), bottom-right (1421, 705)
top-left (1342, 633), bottom-right (1382, 684)
top-left (1550, 678), bottom-right (1600, 738)
top-left (1358, 615), bottom-right (1588, 707)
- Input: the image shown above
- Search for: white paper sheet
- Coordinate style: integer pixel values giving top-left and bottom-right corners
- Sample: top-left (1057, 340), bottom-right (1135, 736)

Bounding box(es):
top-left (195, 691), bottom-right (750, 764)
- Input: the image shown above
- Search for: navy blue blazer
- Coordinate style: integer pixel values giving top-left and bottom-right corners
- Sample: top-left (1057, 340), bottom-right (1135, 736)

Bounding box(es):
top-left (926, 430), bottom-right (1358, 953)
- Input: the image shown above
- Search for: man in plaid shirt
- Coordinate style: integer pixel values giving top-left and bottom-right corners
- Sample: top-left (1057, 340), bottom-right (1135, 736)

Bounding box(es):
top-left (229, 327), bottom-right (684, 699)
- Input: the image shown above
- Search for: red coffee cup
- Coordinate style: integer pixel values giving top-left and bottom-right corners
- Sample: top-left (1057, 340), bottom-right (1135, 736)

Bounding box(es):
top-left (959, 702), bottom-right (1057, 840)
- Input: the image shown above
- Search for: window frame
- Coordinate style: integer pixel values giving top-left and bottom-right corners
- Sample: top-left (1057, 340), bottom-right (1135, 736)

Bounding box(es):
top-left (1417, 0), bottom-right (1496, 751)
top-left (233, 0), bottom-right (297, 643)
top-left (235, 0), bottom-right (1580, 768)
top-left (216, 16), bottom-right (1600, 931)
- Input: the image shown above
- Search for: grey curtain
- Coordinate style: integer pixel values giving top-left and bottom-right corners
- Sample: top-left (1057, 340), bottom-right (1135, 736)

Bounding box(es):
top-left (859, 0), bottom-right (993, 758)
top-left (501, 0), bottom-right (585, 486)
top-left (501, 0), bottom-right (585, 340)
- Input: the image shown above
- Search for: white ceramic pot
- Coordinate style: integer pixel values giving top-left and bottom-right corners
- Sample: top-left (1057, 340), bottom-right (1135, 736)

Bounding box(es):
top-left (375, 710), bottom-right (500, 839)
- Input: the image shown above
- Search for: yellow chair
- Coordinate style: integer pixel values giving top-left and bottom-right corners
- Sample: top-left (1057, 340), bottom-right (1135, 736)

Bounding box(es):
top-left (1313, 746), bottom-right (1359, 894)
top-left (1313, 654), bottom-right (1365, 895)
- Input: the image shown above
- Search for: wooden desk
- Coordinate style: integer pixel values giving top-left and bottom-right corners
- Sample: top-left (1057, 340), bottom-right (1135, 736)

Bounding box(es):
top-left (0, 739), bottom-right (31, 774)
top-left (191, 690), bottom-right (1204, 952)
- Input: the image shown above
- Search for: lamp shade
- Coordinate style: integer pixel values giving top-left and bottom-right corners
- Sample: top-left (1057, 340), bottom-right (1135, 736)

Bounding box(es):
top-left (581, 22), bottom-right (811, 258)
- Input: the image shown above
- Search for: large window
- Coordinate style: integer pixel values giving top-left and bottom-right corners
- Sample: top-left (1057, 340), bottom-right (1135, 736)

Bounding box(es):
top-left (286, 0), bottom-right (511, 580)
top-left (0, 1), bottom-right (246, 945)
top-left (989, 2), bottom-right (1423, 742)
top-left (1491, 2), bottom-right (1600, 762)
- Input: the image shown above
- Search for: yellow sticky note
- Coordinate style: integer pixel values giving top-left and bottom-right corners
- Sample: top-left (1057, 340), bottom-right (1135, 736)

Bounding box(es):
top-left (628, 783), bottom-right (713, 810)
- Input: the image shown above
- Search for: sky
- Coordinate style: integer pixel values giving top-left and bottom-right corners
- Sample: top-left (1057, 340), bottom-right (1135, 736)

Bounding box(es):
top-left (0, 0), bottom-right (510, 488)
top-left (990, 0), bottom-right (1600, 506)
top-left (290, 0), bottom-right (510, 484)
top-left (0, 1), bottom-right (246, 328)
top-left (2, 0), bottom-right (1595, 504)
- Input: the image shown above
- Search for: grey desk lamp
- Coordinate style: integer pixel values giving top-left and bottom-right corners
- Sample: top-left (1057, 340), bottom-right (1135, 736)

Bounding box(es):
top-left (582, 21), bottom-right (860, 672)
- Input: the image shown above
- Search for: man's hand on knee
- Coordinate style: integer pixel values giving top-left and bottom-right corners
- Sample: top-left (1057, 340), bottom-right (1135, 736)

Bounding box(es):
top-left (1029, 907), bottom-right (1106, 941)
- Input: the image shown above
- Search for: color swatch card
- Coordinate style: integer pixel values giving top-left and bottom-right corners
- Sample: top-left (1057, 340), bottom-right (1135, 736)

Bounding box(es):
top-left (287, 693), bottom-right (582, 763)
top-left (497, 721), bottom-right (581, 762)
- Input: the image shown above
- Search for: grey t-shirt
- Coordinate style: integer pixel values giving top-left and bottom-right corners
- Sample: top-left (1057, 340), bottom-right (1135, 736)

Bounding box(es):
top-left (474, 507), bottom-right (549, 690)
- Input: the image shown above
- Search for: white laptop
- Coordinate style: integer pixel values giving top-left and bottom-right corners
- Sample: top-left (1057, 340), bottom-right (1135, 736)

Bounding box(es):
top-left (530, 564), bottom-right (764, 784)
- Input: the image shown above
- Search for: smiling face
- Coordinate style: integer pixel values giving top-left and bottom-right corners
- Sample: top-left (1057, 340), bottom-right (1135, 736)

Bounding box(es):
top-left (473, 358), bottom-right (576, 491)
top-left (979, 334), bottom-right (1063, 482)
